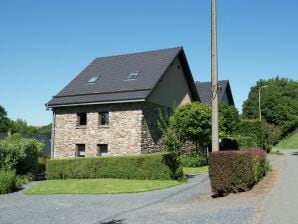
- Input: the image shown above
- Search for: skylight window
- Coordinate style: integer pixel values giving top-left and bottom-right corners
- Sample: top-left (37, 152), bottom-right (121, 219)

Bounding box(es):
top-left (88, 75), bottom-right (100, 83)
top-left (127, 72), bottom-right (140, 80)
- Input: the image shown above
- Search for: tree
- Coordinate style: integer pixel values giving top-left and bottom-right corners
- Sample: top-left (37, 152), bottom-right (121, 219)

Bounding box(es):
top-left (242, 77), bottom-right (298, 135)
top-left (37, 124), bottom-right (52, 139)
top-left (11, 119), bottom-right (37, 138)
top-left (160, 103), bottom-right (212, 153)
top-left (0, 105), bottom-right (11, 132)
top-left (219, 104), bottom-right (240, 137)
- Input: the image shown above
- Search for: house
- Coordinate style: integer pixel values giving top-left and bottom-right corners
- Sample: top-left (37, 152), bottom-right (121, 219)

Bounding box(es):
top-left (47, 47), bottom-right (199, 158)
top-left (195, 80), bottom-right (234, 106)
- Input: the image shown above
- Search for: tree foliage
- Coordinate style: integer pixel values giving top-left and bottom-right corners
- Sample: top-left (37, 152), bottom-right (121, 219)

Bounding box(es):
top-left (242, 77), bottom-right (298, 135)
top-left (160, 102), bottom-right (211, 153)
top-left (37, 124), bottom-right (52, 139)
top-left (11, 119), bottom-right (37, 138)
top-left (219, 104), bottom-right (240, 137)
top-left (0, 105), bottom-right (11, 132)
top-left (0, 134), bottom-right (44, 174)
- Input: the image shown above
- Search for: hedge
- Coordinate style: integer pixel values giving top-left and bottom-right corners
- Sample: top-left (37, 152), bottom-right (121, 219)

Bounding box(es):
top-left (208, 148), bottom-right (268, 196)
top-left (0, 170), bottom-right (17, 194)
top-left (238, 119), bottom-right (263, 148)
top-left (47, 153), bottom-right (183, 181)
top-left (180, 153), bottom-right (208, 167)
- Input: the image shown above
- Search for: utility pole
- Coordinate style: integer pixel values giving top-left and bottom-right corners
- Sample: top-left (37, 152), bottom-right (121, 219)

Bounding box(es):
top-left (211, 0), bottom-right (219, 151)
top-left (258, 85), bottom-right (268, 121)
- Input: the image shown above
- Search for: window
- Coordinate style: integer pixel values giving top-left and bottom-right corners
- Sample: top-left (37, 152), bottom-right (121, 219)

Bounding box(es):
top-left (127, 71), bottom-right (140, 80)
top-left (88, 75), bottom-right (100, 83)
top-left (97, 144), bottom-right (108, 156)
top-left (77, 113), bottom-right (87, 126)
top-left (99, 112), bottom-right (109, 125)
top-left (76, 144), bottom-right (85, 157)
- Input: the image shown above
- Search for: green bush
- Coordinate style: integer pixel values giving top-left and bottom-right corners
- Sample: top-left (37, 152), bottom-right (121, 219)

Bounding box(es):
top-left (0, 170), bottom-right (17, 194)
top-left (0, 135), bottom-right (44, 175)
top-left (209, 149), bottom-right (267, 196)
top-left (238, 119), bottom-right (263, 148)
top-left (47, 153), bottom-right (183, 181)
top-left (15, 175), bottom-right (32, 188)
top-left (180, 153), bottom-right (208, 167)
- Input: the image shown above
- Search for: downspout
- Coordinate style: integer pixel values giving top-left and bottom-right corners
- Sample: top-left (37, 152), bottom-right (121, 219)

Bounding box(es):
top-left (50, 110), bottom-right (56, 158)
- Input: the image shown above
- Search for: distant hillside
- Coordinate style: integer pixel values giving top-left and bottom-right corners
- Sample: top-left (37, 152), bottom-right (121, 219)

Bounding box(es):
top-left (37, 124), bottom-right (52, 139)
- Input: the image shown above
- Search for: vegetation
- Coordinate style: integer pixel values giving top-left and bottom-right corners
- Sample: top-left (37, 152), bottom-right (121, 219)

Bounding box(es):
top-left (37, 124), bottom-right (52, 139)
top-left (0, 105), bottom-right (39, 137)
top-left (208, 148), bottom-right (269, 196)
top-left (25, 178), bottom-right (180, 195)
top-left (159, 102), bottom-right (212, 154)
top-left (180, 153), bottom-right (208, 167)
top-left (0, 170), bottom-right (16, 194)
top-left (243, 77), bottom-right (298, 137)
top-left (183, 166), bottom-right (208, 174)
top-left (0, 134), bottom-right (44, 175)
top-left (275, 131), bottom-right (298, 149)
top-left (47, 153), bottom-right (183, 181)
top-left (0, 106), bottom-right (11, 133)
top-left (219, 104), bottom-right (240, 137)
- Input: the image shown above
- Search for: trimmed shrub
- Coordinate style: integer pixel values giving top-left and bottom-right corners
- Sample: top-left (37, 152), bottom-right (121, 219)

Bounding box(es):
top-left (0, 170), bottom-right (16, 194)
top-left (180, 153), bottom-right (208, 167)
top-left (47, 153), bottom-right (183, 181)
top-left (238, 119), bottom-right (263, 148)
top-left (209, 149), bottom-right (267, 196)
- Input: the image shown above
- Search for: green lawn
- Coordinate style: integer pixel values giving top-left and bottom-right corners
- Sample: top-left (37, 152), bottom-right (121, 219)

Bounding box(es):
top-left (275, 131), bottom-right (298, 149)
top-left (183, 166), bottom-right (208, 174)
top-left (25, 178), bottom-right (180, 195)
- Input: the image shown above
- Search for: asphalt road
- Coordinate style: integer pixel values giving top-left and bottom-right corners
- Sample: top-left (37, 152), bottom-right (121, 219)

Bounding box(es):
top-left (260, 149), bottom-right (298, 224)
top-left (0, 171), bottom-right (259, 224)
top-left (0, 153), bottom-right (289, 224)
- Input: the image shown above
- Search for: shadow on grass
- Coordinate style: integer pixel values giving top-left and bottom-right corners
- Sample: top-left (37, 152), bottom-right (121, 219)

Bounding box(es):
top-left (98, 219), bottom-right (126, 224)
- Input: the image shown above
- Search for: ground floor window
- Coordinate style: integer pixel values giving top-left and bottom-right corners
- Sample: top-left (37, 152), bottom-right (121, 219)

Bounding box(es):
top-left (76, 144), bottom-right (85, 157)
top-left (97, 144), bottom-right (108, 156)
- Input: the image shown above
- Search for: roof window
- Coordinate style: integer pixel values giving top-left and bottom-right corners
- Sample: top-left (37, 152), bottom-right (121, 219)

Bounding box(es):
top-left (127, 72), bottom-right (140, 80)
top-left (88, 75), bottom-right (100, 83)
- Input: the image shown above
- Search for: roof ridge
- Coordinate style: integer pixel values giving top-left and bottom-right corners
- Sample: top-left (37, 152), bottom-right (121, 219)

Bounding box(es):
top-left (95, 46), bottom-right (183, 60)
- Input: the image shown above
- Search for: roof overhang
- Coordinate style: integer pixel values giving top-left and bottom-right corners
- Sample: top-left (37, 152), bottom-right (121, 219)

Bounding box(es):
top-left (46, 98), bottom-right (146, 110)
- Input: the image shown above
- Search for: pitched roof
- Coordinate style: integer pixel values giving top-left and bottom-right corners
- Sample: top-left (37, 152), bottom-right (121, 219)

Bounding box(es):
top-left (47, 47), bottom-right (199, 107)
top-left (195, 80), bottom-right (234, 105)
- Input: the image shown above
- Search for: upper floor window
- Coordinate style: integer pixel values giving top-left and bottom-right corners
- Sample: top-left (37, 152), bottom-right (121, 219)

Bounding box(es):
top-left (99, 112), bottom-right (109, 125)
top-left (77, 113), bottom-right (87, 126)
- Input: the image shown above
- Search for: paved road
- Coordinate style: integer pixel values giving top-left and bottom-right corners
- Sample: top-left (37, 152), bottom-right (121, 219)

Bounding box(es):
top-left (260, 149), bottom-right (298, 224)
top-left (0, 170), bottom-right (260, 224)
top-left (1, 153), bottom-right (289, 224)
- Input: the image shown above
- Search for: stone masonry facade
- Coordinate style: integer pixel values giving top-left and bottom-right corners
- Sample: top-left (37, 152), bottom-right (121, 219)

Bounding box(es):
top-left (52, 102), bottom-right (169, 158)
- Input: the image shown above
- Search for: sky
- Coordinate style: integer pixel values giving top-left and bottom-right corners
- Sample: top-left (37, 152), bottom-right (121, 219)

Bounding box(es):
top-left (0, 0), bottom-right (297, 126)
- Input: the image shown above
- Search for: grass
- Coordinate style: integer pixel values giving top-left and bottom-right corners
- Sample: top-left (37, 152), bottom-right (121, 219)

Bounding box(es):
top-left (274, 131), bottom-right (298, 149)
top-left (25, 178), bottom-right (180, 195)
top-left (183, 166), bottom-right (208, 174)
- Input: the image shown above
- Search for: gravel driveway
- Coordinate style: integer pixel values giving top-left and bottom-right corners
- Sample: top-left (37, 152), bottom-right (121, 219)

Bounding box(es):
top-left (0, 154), bottom-right (285, 224)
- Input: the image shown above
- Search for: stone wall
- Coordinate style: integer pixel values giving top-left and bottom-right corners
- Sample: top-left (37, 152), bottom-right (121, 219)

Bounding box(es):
top-left (52, 102), bottom-right (168, 158)
top-left (141, 103), bottom-right (171, 153)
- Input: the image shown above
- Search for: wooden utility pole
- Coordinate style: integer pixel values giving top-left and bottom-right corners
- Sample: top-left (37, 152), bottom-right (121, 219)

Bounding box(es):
top-left (211, 0), bottom-right (219, 151)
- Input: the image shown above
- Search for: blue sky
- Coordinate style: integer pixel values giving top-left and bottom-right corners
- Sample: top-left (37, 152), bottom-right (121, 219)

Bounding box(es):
top-left (0, 0), bottom-right (297, 126)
